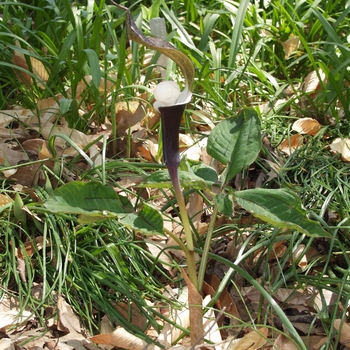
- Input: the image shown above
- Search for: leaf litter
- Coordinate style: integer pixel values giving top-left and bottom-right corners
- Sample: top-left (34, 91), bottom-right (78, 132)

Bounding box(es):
top-left (2, 4), bottom-right (350, 350)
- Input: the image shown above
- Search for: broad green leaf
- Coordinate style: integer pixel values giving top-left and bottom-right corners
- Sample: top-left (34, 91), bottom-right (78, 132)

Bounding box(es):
top-left (140, 170), bottom-right (208, 190)
top-left (192, 163), bottom-right (218, 183)
top-left (119, 204), bottom-right (163, 235)
top-left (44, 181), bottom-right (132, 215)
top-left (235, 188), bottom-right (331, 237)
top-left (207, 108), bottom-right (261, 182)
top-left (215, 193), bottom-right (234, 216)
top-left (45, 182), bottom-right (163, 235)
top-left (113, 2), bottom-right (194, 90)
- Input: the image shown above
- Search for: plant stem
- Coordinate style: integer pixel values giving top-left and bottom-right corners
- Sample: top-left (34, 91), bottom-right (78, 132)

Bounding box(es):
top-left (164, 227), bottom-right (188, 252)
top-left (168, 164), bottom-right (198, 290)
top-left (197, 204), bottom-right (219, 293)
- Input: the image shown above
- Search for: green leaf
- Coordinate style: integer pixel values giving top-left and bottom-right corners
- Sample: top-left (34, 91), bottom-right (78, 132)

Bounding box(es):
top-left (226, 0), bottom-right (250, 80)
top-left (192, 163), bottom-right (218, 183)
top-left (45, 182), bottom-right (163, 235)
top-left (140, 170), bottom-right (208, 190)
top-left (59, 98), bottom-right (72, 114)
top-left (235, 188), bottom-right (331, 237)
top-left (84, 48), bottom-right (101, 88)
top-left (14, 192), bottom-right (26, 223)
top-left (119, 204), bottom-right (164, 235)
top-left (44, 181), bottom-right (132, 215)
top-left (207, 108), bottom-right (261, 182)
top-left (215, 192), bottom-right (234, 216)
top-left (149, 0), bottom-right (163, 19)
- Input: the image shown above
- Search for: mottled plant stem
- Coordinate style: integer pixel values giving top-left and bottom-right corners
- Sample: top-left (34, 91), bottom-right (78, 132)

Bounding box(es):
top-left (167, 164), bottom-right (198, 290)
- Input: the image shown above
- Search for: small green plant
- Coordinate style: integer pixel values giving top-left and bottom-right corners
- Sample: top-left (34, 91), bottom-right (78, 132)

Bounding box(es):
top-left (2, 0), bottom-right (350, 348)
top-left (38, 4), bottom-right (331, 347)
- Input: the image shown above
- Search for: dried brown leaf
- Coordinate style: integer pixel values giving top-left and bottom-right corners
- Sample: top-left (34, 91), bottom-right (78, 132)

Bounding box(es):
top-left (292, 244), bottom-right (307, 271)
top-left (273, 334), bottom-right (298, 350)
top-left (203, 274), bottom-right (240, 323)
top-left (0, 109), bottom-right (35, 127)
top-left (22, 236), bottom-right (49, 257)
top-left (312, 288), bottom-right (338, 312)
top-left (138, 139), bottom-right (159, 162)
top-left (0, 338), bottom-right (13, 350)
top-left (17, 256), bottom-right (26, 283)
top-left (57, 295), bottom-right (81, 333)
top-left (271, 287), bottom-right (313, 306)
top-left (158, 308), bottom-right (189, 346)
top-left (292, 118), bottom-right (322, 136)
top-left (12, 50), bottom-right (49, 89)
top-left (8, 162), bottom-right (42, 187)
top-left (202, 295), bottom-right (222, 344)
top-left (100, 315), bottom-right (114, 335)
top-left (334, 319), bottom-right (350, 348)
top-left (114, 302), bottom-right (148, 331)
top-left (281, 36), bottom-right (301, 58)
top-left (303, 69), bottom-right (326, 94)
top-left (0, 296), bottom-right (32, 331)
top-left (30, 56), bottom-right (49, 84)
top-left (0, 143), bottom-right (30, 166)
top-left (0, 126), bottom-right (29, 140)
top-left (232, 327), bottom-right (268, 350)
top-left (115, 101), bottom-right (146, 137)
top-left (145, 240), bottom-right (175, 274)
top-left (30, 122), bottom-right (100, 157)
top-left (90, 327), bottom-right (149, 350)
top-left (36, 96), bottom-right (62, 122)
top-left (12, 54), bottom-right (31, 86)
top-left (330, 138), bottom-right (350, 161)
top-left (308, 336), bottom-right (328, 349)
top-left (0, 194), bottom-right (13, 207)
top-left (187, 192), bottom-right (204, 225)
top-left (274, 335), bottom-right (327, 350)
top-left (278, 134), bottom-right (303, 155)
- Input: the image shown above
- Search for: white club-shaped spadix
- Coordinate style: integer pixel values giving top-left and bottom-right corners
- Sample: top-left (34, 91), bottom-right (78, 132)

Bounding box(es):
top-left (154, 80), bottom-right (181, 106)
